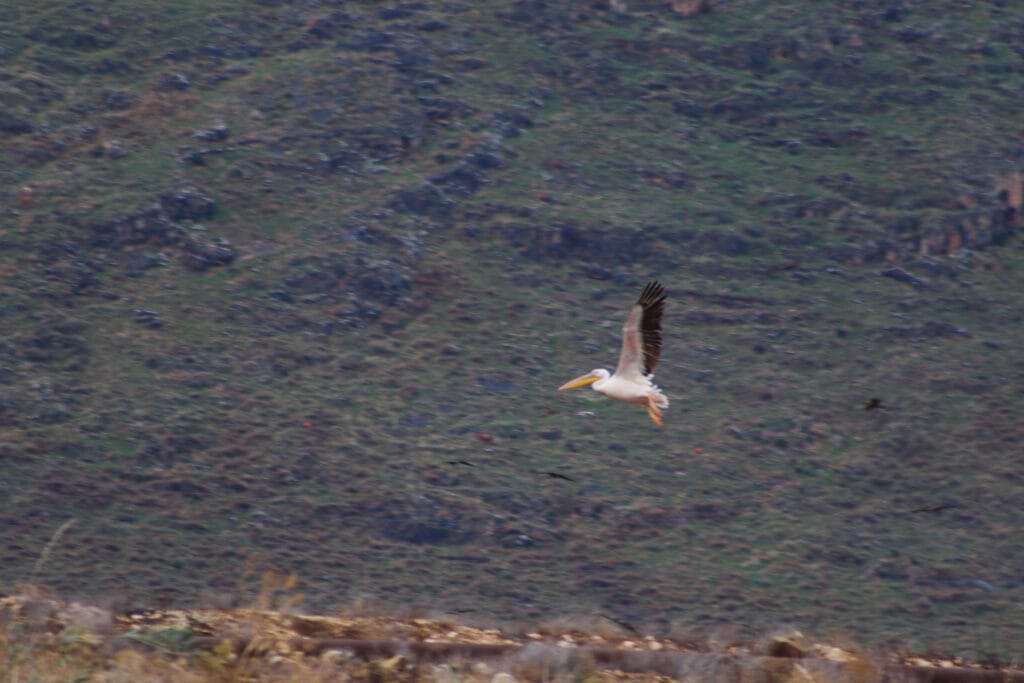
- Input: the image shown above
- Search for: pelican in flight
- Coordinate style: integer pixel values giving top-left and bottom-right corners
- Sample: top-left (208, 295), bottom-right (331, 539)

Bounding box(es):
top-left (559, 281), bottom-right (669, 425)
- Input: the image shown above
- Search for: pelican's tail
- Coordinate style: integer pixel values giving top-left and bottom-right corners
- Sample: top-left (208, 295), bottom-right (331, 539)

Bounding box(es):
top-left (650, 384), bottom-right (669, 409)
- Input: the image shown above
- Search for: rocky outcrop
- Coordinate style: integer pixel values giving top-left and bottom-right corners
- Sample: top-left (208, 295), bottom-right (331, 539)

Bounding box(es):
top-left (182, 233), bottom-right (237, 272)
top-left (492, 223), bottom-right (759, 268)
top-left (499, 224), bottom-right (655, 264)
top-left (389, 183), bottom-right (453, 220)
top-left (86, 206), bottom-right (181, 248)
top-left (252, 224), bottom-right (421, 328)
top-left (83, 189), bottom-right (235, 276)
top-left (829, 177), bottom-right (1019, 265)
top-left (0, 109), bottom-right (34, 135)
top-left (901, 206), bottom-right (1016, 257)
top-left (160, 189), bottom-right (216, 222)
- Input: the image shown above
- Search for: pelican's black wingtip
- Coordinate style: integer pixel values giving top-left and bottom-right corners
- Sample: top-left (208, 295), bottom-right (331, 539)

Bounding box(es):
top-left (638, 280), bottom-right (666, 376)
top-left (638, 280), bottom-right (666, 307)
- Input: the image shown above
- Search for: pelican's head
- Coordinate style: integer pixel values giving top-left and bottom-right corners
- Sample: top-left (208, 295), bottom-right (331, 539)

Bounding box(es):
top-left (558, 368), bottom-right (610, 391)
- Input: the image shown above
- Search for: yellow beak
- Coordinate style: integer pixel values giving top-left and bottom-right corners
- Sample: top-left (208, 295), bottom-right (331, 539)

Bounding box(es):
top-left (559, 373), bottom-right (599, 391)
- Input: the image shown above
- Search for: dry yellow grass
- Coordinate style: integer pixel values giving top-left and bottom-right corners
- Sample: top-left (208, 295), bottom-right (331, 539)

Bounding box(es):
top-left (3, 587), bottom-right (1022, 683)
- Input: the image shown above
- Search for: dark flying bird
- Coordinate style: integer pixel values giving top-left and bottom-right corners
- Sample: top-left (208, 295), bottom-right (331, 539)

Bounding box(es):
top-left (908, 503), bottom-right (958, 514)
top-left (537, 471), bottom-right (576, 482)
top-left (864, 398), bottom-right (886, 411)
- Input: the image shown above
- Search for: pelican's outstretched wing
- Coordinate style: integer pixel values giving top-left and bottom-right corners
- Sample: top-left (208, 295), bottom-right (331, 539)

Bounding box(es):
top-left (613, 280), bottom-right (665, 382)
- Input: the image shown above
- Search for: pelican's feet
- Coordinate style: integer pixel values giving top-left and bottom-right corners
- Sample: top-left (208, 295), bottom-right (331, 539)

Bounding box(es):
top-left (645, 397), bottom-right (664, 426)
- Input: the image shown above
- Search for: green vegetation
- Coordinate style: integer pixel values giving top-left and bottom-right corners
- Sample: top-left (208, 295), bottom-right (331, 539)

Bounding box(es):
top-left (1, 0), bottom-right (1023, 664)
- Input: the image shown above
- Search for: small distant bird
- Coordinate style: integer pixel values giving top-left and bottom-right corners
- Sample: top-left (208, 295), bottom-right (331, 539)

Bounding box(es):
top-left (537, 471), bottom-right (576, 482)
top-left (559, 281), bottom-right (669, 426)
top-left (864, 398), bottom-right (886, 411)
top-left (908, 503), bottom-right (958, 514)
top-left (446, 460), bottom-right (475, 467)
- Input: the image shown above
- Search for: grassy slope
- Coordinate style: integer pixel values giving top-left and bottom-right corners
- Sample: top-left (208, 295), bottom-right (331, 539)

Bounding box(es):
top-left (1, 0), bottom-right (1023, 660)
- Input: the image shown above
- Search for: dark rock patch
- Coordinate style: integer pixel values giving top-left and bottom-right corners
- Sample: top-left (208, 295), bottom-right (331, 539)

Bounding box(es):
top-left (0, 110), bottom-right (33, 135)
top-left (194, 123), bottom-right (230, 142)
top-left (182, 232), bottom-right (237, 272)
top-left (133, 309), bottom-right (163, 329)
top-left (390, 183), bottom-right (453, 219)
top-left (882, 266), bottom-right (928, 288)
top-left (161, 190), bottom-right (215, 222)
top-left (88, 208), bottom-right (180, 249)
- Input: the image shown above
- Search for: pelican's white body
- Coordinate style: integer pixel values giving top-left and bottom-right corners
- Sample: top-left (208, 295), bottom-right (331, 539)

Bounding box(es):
top-left (587, 368), bottom-right (668, 408)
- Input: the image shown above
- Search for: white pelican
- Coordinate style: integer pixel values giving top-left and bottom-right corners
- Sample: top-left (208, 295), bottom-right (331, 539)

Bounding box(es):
top-left (559, 281), bottom-right (669, 426)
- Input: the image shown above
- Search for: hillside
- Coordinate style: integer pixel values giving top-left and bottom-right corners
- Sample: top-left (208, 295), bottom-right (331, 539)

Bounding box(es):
top-left (2, 0), bottom-right (1023, 663)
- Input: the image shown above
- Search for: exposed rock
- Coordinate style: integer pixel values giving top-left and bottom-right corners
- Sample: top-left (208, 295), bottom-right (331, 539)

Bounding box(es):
top-left (493, 108), bottom-right (533, 137)
top-left (709, 93), bottom-right (770, 122)
top-left (100, 89), bottom-right (136, 111)
top-left (133, 309), bottom-right (163, 329)
top-left (102, 140), bottom-right (127, 159)
top-left (381, 515), bottom-right (470, 545)
top-left (352, 262), bottom-right (410, 306)
top-left (418, 96), bottom-right (477, 122)
top-left (418, 20), bottom-right (449, 32)
top-left (305, 12), bottom-right (354, 41)
top-left (903, 208), bottom-right (1014, 256)
top-left (673, 98), bottom-right (706, 118)
top-left (996, 171), bottom-right (1022, 228)
top-left (124, 252), bottom-right (169, 277)
top-left (246, 234), bottom-right (419, 327)
top-left (88, 207), bottom-right (180, 248)
top-left (501, 533), bottom-right (533, 548)
top-left (318, 141), bottom-right (364, 173)
top-left (882, 266), bottom-right (927, 288)
top-left (193, 123), bottom-right (230, 142)
top-left (156, 72), bottom-right (191, 91)
top-left (501, 225), bottom-right (653, 264)
top-left (766, 630), bottom-right (807, 658)
top-left (394, 41), bottom-right (435, 74)
top-left (877, 321), bottom-right (969, 342)
top-left (182, 232), bottom-right (237, 271)
top-left (283, 264), bottom-right (340, 294)
top-left (468, 151), bottom-right (502, 169)
top-left (713, 232), bottom-right (752, 257)
top-left (430, 163), bottom-right (487, 196)
top-left (17, 318), bottom-right (91, 365)
top-left (0, 110), bottom-right (33, 134)
top-left (266, 290), bottom-right (294, 303)
top-left (35, 404), bottom-right (72, 424)
top-left (826, 239), bottom-right (897, 265)
top-left (56, 601), bottom-right (112, 636)
top-left (160, 190), bottom-right (215, 221)
top-left (455, 57), bottom-right (487, 72)
top-left (492, 423), bottom-right (527, 439)
top-left (390, 183), bottom-right (453, 219)
top-left (28, 25), bottom-right (116, 51)
top-left (829, 185), bottom-right (1018, 265)
top-left (909, 258), bottom-right (957, 278)
top-left (499, 224), bottom-right (757, 264)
